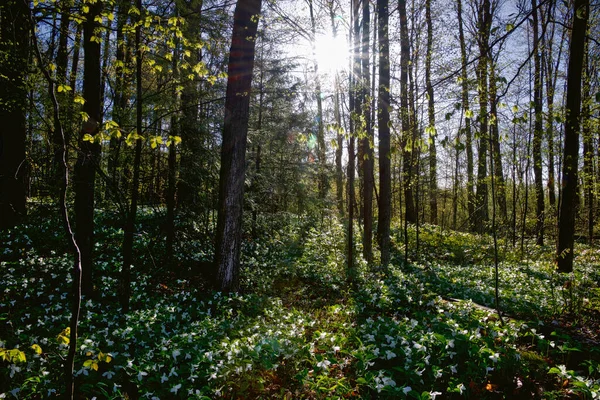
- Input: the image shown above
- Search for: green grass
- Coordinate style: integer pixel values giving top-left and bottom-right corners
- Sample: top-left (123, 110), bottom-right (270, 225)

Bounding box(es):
top-left (1, 211), bottom-right (599, 399)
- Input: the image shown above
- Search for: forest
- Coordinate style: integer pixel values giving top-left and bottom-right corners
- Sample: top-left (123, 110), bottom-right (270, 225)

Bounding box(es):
top-left (0, 0), bottom-right (599, 398)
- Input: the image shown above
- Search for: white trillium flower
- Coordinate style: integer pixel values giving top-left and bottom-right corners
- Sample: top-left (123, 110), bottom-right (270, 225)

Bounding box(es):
top-left (102, 371), bottom-right (115, 379)
top-left (170, 384), bottom-right (181, 394)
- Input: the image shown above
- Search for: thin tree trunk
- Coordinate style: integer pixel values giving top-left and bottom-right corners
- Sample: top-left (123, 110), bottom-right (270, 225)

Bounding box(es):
top-left (29, 11), bottom-right (83, 399)
top-left (457, 0), bottom-right (475, 231)
top-left (65, 23), bottom-right (82, 145)
top-left (177, 0), bottom-right (204, 207)
top-left (557, 0), bottom-right (588, 273)
top-left (308, 0), bottom-right (327, 202)
top-left (120, 0), bottom-right (144, 312)
top-left (542, 0), bottom-right (559, 210)
top-left (330, 9), bottom-right (344, 217)
top-left (107, 1), bottom-right (130, 199)
top-left (74, 0), bottom-right (103, 297)
top-left (377, 0), bottom-right (391, 267)
top-left (348, 0), bottom-right (360, 282)
top-left (488, 60), bottom-right (507, 223)
top-left (213, 0), bottom-right (262, 292)
top-left (475, 0), bottom-right (492, 233)
top-left (399, 0), bottom-right (415, 224)
top-left (52, 0), bottom-right (72, 184)
top-left (581, 49), bottom-right (593, 244)
top-left (425, 0), bottom-right (437, 225)
top-left (251, 61), bottom-right (264, 238)
top-left (532, 0), bottom-right (545, 245)
top-left (361, 0), bottom-right (373, 263)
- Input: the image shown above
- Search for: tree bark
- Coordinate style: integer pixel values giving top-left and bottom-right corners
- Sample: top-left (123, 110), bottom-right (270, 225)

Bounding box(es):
top-left (457, 0), bottom-right (475, 231)
top-left (361, 0), bottom-right (373, 263)
top-left (399, 0), bottom-right (415, 224)
top-left (213, 0), bottom-right (262, 292)
top-left (425, 0), bottom-right (437, 225)
top-left (74, 0), bottom-right (103, 297)
top-left (474, 0), bottom-right (492, 233)
top-left (377, 0), bottom-right (391, 267)
top-left (0, 0), bottom-right (29, 229)
top-left (488, 60), bottom-right (507, 223)
top-left (177, 0), bottom-right (204, 207)
top-left (166, 15), bottom-right (180, 261)
top-left (120, 0), bottom-right (144, 312)
top-left (557, 0), bottom-right (588, 273)
top-left (581, 48), bottom-right (593, 244)
top-left (308, 0), bottom-right (327, 202)
top-left (52, 0), bottom-right (71, 185)
top-left (348, 0), bottom-right (360, 283)
top-left (541, 0), bottom-right (558, 210)
top-left (106, 0), bottom-right (130, 200)
top-left (532, 0), bottom-right (545, 245)
top-left (329, 3), bottom-right (344, 217)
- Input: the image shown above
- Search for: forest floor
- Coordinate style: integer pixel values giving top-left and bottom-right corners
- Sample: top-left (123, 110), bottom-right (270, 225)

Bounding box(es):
top-left (1, 208), bottom-right (600, 399)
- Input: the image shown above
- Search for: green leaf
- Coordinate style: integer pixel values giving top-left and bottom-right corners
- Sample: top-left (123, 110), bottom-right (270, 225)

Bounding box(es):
top-left (149, 136), bottom-right (163, 149)
top-left (57, 327), bottom-right (70, 345)
top-left (166, 135), bottom-right (182, 147)
top-left (31, 344), bottom-right (42, 355)
top-left (126, 132), bottom-right (143, 147)
top-left (57, 84), bottom-right (72, 93)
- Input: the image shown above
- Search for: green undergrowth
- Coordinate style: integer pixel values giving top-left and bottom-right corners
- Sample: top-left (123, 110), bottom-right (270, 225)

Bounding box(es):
top-left (1, 210), bottom-right (599, 399)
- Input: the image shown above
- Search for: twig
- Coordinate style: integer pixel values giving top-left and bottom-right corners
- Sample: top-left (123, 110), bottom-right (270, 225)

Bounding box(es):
top-left (27, 4), bottom-right (83, 399)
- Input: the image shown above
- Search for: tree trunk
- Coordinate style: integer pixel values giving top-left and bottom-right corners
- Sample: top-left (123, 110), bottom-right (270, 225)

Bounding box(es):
top-left (532, 0), bottom-right (545, 245)
top-left (488, 60), bottom-right (507, 223)
top-left (107, 1), bottom-right (130, 200)
top-left (52, 0), bottom-right (71, 185)
top-left (308, 0), bottom-right (327, 202)
top-left (120, 0), bottom-right (144, 312)
top-left (425, 0), bottom-right (437, 225)
top-left (581, 49), bottom-right (593, 244)
top-left (475, 0), bottom-right (492, 233)
top-left (177, 0), bottom-right (204, 208)
top-left (0, 0), bottom-right (29, 229)
top-left (399, 0), bottom-right (415, 224)
top-left (213, 0), bottom-right (262, 292)
top-left (348, 0), bottom-right (360, 282)
top-left (457, 0), bottom-right (474, 231)
top-left (251, 60), bottom-right (264, 238)
top-left (361, 0), bottom-right (373, 263)
top-left (377, 0), bottom-right (391, 267)
top-left (541, 0), bottom-right (559, 210)
top-left (65, 23), bottom-right (82, 146)
top-left (557, 0), bottom-right (588, 273)
top-left (74, 0), bottom-right (103, 297)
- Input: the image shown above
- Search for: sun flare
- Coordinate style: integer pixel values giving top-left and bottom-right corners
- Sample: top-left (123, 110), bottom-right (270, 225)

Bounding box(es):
top-left (314, 33), bottom-right (350, 74)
